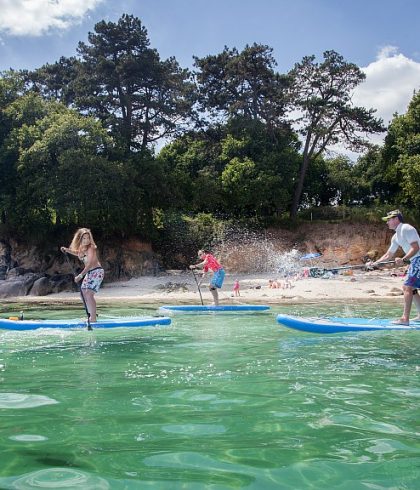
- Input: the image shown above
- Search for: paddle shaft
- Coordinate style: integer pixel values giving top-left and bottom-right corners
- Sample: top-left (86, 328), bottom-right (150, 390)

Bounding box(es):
top-left (309, 259), bottom-right (409, 275)
top-left (62, 251), bottom-right (92, 330)
top-left (191, 269), bottom-right (204, 305)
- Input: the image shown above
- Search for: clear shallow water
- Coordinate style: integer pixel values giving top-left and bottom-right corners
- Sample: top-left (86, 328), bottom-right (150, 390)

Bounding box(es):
top-left (0, 302), bottom-right (419, 489)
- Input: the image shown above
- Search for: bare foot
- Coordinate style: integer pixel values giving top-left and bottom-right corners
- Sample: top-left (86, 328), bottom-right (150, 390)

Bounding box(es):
top-left (391, 318), bottom-right (409, 326)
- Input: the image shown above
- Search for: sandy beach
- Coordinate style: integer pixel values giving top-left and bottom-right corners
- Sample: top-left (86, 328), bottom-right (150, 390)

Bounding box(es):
top-left (4, 267), bottom-right (407, 306)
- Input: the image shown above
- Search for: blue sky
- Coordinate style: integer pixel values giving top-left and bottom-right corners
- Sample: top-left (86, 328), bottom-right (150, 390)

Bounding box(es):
top-left (1, 0), bottom-right (419, 72)
top-left (1, 0), bottom-right (420, 148)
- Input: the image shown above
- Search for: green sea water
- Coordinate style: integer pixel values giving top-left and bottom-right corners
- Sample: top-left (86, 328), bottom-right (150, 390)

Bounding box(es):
top-left (0, 302), bottom-right (419, 489)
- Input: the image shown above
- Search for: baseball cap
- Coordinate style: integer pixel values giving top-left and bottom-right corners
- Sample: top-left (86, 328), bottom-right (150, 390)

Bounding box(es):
top-left (382, 210), bottom-right (403, 222)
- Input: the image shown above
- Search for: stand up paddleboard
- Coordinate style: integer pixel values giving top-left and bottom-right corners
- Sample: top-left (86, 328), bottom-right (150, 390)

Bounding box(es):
top-left (276, 314), bottom-right (420, 334)
top-left (0, 316), bottom-right (171, 331)
top-left (159, 304), bottom-right (270, 314)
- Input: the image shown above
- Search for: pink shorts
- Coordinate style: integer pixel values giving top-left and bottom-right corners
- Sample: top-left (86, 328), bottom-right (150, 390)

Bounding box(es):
top-left (81, 267), bottom-right (104, 293)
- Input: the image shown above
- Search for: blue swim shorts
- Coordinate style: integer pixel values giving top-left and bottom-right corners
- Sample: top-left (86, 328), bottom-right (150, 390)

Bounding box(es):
top-left (210, 268), bottom-right (225, 289)
top-left (404, 256), bottom-right (420, 289)
top-left (81, 267), bottom-right (104, 293)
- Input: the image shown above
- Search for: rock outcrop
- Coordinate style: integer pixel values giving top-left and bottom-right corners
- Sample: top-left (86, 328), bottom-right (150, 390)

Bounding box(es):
top-left (0, 238), bottom-right (162, 297)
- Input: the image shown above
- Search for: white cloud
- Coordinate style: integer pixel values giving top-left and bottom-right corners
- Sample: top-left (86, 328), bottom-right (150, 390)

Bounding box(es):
top-left (376, 45), bottom-right (399, 61)
top-left (331, 47), bottom-right (420, 159)
top-left (353, 46), bottom-right (420, 127)
top-left (0, 0), bottom-right (104, 36)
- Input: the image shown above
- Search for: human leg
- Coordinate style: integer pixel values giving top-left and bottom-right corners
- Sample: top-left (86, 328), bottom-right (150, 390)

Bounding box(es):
top-left (396, 259), bottom-right (420, 324)
top-left (401, 285), bottom-right (414, 324)
top-left (83, 289), bottom-right (98, 322)
top-left (80, 268), bottom-right (104, 322)
top-left (209, 286), bottom-right (219, 305)
top-left (392, 285), bottom-right (414, 325)
top-left (209, 269), bottom-right (225, 305)
top-left (411, 290), bottom-right (420, 321)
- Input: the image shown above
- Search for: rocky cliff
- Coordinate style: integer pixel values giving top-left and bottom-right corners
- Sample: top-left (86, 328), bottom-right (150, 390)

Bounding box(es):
top-left (0, 238), bottom-right (161, 298)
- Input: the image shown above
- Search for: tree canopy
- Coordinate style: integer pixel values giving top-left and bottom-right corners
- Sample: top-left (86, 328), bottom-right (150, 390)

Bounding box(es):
top-left (0, 14), bottom-right (417, 251)
top-left (287, 50), bottom-right (385, 218)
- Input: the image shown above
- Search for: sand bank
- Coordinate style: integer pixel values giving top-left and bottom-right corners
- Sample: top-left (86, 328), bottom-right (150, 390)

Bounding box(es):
top-left (2, 268), bottom-right (406, 306)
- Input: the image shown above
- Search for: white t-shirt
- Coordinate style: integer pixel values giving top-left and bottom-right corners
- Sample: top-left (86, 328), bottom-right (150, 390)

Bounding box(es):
top-left (388, 223), bottom-right (420, 258)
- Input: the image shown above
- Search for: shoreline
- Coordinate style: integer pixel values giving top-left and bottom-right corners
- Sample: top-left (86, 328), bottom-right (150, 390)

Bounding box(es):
top-left (0, 269), bottom-right (406, 306)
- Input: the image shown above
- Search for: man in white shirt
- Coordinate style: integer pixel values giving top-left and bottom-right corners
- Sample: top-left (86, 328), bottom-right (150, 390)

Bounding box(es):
top-left (373, 209), bottom-right (420, 325)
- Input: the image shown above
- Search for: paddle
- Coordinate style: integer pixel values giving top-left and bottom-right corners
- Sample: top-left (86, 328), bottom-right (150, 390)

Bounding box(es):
top-left (191, 269), bottom-right (204, 305)
top-left (62, 251), bottom-right (92, 331)
top-left (308, 259), bottom-right (408, 277)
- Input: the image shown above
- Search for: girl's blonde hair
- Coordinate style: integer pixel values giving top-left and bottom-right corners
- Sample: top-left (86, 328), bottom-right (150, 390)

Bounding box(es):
top-left (69, 228), bottom-right (97, 253)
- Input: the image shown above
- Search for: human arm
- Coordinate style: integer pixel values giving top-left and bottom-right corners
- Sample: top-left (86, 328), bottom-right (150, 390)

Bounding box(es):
top-left (368, 235), bottom-right (399, 267)
top-left (196, 269), bottom-right (207, 286)
top-left (372, 250), bottom-right (396, 266)
top-left (189, 258), bottom-right (207, 270)
top-left (60, 246), bottom-right (78, 256)
top-left (74, 247), bottom-right (97, 282)
top-left (394, 241), bottom-right (419, 265)
top-left (375, 227), bottom-right (419, 266)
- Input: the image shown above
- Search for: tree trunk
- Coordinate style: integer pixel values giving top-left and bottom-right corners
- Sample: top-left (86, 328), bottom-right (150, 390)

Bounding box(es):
top-left (290, 131), bottom-right (313, 220)
top-left (290, 151), bottom-right (311, 220)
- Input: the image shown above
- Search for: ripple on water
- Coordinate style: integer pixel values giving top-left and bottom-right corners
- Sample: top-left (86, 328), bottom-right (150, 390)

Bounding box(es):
top-left (131, 396), bottom-right (153, 412)
top-left (9, 434), bottom-right (48, 442)
top-left (310, 410), bottom-right (406, 435)
top-left (389, 387), bottom-right (420, 397)
top-left (0, 393), bottom-right (58, 409)
top-left (162, 424), bottom-right (227, 436)
top-left (366, 438), bottom-right (420, 455)
top-left (0, 468), bottom-right (110, 489)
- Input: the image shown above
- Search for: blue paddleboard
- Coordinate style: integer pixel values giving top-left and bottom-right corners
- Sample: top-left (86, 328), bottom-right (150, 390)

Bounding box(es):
top-left (276, 314), bottom-right (420, 334)
top-left (0, 316), bottom-right (171, 331)
top-left (159, 304), bottom-right (270, 314)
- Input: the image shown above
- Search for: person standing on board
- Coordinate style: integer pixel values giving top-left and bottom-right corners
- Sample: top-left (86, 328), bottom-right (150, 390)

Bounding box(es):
top-left (370, 210), bottom-right (420, 325)
top-left (61, 228), bottom-right (104, 322)
top-left (190, 249), bottom-right (225, 305)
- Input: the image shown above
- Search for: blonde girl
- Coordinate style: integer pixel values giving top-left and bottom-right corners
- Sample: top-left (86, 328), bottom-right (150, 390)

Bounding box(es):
top-left (61, 228), bottom-right (104, 322)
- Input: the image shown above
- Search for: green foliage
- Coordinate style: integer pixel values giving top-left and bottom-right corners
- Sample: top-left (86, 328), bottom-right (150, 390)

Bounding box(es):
top-left (221, 157), bottom-right (257, 207)
top-left (157, 134), bottom-right (224, 212)
top-left (158, 116), bottom-right (301, 217)
top-left (8, 99), bottom-right (115, 234)
top-left (299, 157), bottom-right (335, 207)
top-left (0, 70), bottom-right (28, 108)
top-left (323, 155), bottom-right (371, 205)
top-left (397, 154), bottom-right (420, 204)
top-left (28, 56), bottom-right (78, 105)
top-left (154, 211), bottom-right (227, 268)
top-left (372, 91), bottom-right (420, 207)
top-left (73, 14), bottom-right (195, 152)
top-left (0, 91), bottom-right (163, 239)
top-left (351, 146), bottom-right (396, 204)
top-left (194, 43), bottom-right (289, 126)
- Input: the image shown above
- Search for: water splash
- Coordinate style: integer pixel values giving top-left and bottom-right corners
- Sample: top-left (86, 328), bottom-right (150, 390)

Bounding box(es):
top-left (212, 228), bottom-right (303, 275)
